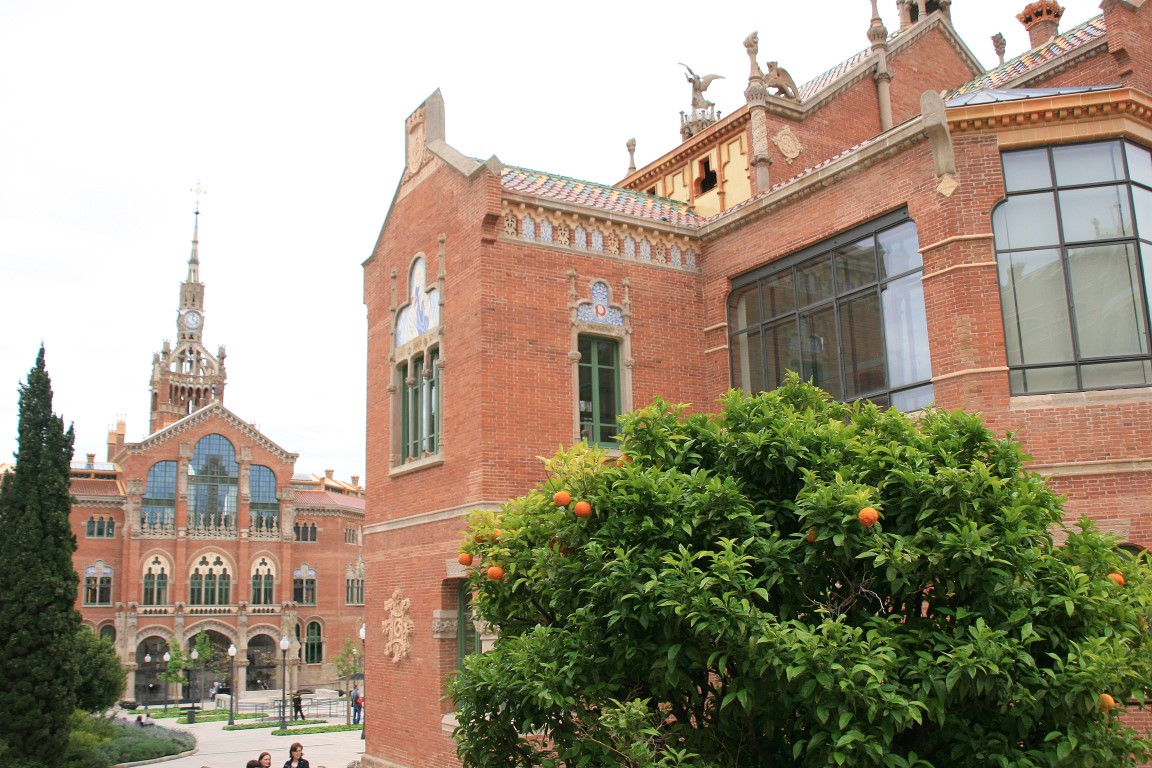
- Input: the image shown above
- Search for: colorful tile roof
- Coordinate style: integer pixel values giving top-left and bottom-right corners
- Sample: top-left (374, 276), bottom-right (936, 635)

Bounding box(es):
top-left (70, 478), bottom-right (123, 497)
top-left (950, 15), bottom-right (1106, 96)
top-left (501, 166), bottom-right (705, 227)
top-left (293, 488), bottom-right (366, 511)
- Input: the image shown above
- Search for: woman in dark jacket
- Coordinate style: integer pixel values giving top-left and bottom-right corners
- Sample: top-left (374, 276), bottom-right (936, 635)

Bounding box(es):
top-left (282, 742), bottom-right (309, 768)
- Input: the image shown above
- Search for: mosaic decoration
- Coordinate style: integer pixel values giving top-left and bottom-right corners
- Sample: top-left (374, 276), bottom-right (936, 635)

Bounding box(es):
top-left (522, 216), bottom-right (536, 240)
top-left (540, 219), bottom-right (553, 243)
top-left (381, 588), bottom-right (415, 664)
top-left (591, 230), bottom-right (604, 252)
top-left (639, 239), bottom-right (652, 261)
top-left (575, 226), bottom-right (587, 249)
top-left (395, 257), bottom-right (441, 347)
top-left (576, 281), bottom-right (624, 326)
top-left (624, 236), bottom-right (635, 259)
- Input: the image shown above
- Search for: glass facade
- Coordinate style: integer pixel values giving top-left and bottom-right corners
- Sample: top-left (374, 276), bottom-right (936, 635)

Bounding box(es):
top-left (728, 212), bottom-right (933, 411)
top-left (995, 140), bottom-right (1152, 394)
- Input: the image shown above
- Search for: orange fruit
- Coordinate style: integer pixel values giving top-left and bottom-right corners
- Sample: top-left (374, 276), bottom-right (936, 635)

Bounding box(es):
top-left (1100, 693), bottom-right (1116, 712)
top-left (858, 507), bottom-right (879, 527)
top-left (806, 528), bottom-right (817, 543)
top-left (458, 552), bottom-right (473, 566)
top-left (1108, 572), bottom-right (1126, 587)
top-left (573, 500), bottom-right (592, 517)
top-left (489, 529), bottom-right (502, 542)
top-left (487, 565), bottom-right (504, 580)
top-left (616, 455), bottom-right (633, 466)
top-left (553, 490), bottom-right (571, 507)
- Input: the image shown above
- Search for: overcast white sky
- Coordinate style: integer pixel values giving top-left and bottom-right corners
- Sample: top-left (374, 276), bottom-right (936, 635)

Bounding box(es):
top-left (0, 1), bottom-right (1104, 483)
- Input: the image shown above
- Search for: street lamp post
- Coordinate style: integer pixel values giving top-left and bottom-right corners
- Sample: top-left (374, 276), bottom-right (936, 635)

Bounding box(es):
top-left (143, 653), bottom-right (152, 711)
top-left (190, 648), bottom-right (200, 709)
top-left (279, 636), bottom-right (290, 732)
top-left (359, 622), bottom-right (366, 740)
top-left (162, 652), bottom-right (171, 714)
top-left (227, 644), bottom-right (237, 726)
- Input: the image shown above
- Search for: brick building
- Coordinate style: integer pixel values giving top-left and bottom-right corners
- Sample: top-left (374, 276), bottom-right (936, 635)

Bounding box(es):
top-left (361, 1), bottom-right (1152, 765)
top-left (72, 206), bottom-right (366, 706)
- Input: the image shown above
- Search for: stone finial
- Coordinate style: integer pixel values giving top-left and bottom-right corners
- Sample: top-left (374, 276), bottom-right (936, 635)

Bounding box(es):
top-left (744, 31), bottom-right (763, 79)
top-left (1017, 0), bottom-right (1064, 48)
top-left (867, 0), bottom-right (889, 48)
top-left (992, 32), bottom-right (1007, 64)
top-left (626, 138), bottom-right (637, 175)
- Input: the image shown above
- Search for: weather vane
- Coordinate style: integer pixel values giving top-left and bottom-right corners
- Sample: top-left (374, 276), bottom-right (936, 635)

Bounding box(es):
top-left (191, 181), bottom-right (207, 213)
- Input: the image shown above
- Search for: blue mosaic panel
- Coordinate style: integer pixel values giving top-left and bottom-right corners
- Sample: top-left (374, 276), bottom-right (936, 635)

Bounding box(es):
top-left (522, 216), bottom-right (536, 240)
top-left (395, 257), bottom-right (442, 347)
top-left (576, 281), bottom-right (624, 326)
top-left (540, 219), bottom-right (553, 242)
top-left (640, 239), bottom-right (651, 261)
top-left (575, 226), bottom-right (587, 249)
top-left (624, 236), bottom-right (635, 259)
top-left (592, 230), bottom-right (604, 252)
top-left (671, 245), bottom-right (682, 266)
top-left (686, 249), bottom-right (697, 268)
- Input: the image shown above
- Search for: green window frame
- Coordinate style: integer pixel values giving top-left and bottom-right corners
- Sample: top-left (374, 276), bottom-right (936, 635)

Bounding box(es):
top-left (142, 461), bottom-right (177, 527)
top-left (400, 348), bottom-right (440, 461)
top-left (456, 580), bottom-right (481, 668)
top-left (578, 336), bottom-right (620, 448)
top-left (305, 621), bottom-right (323, 664)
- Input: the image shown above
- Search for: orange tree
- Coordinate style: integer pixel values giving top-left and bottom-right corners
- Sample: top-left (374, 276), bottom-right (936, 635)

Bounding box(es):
top-left (449, 378), bottom-right (1152, 767)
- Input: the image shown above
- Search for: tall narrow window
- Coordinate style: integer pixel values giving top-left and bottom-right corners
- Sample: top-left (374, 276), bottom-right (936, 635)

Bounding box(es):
top-left (400, 349), bottom-right (442, 462)
top-left (250, 465), bottom-right (280, 534)
top-left (728, 211), bottom-right (933, 411)
top-left (305, 621), bottom-right (324, 664)
top-left (995, 140), bottom-right (1152, 394)
top-left (189, 435), bottom-right (239, 531)
top-left (251, 558), bottom-right (276, 605)
top-left (142, 461), bottom-right (177, 527)
top-left (293, 565), bottom-right (317, 605)
top-left (578, 336), bottom-right (620, 447)
top-left (456, 581), bottom-right (481, 668)
top-left (84, 562), bottom-right (113, 606)
top-left (345, 558), bottom-right (365, 605)
top-left (142, 556), bottom-right (170, 606)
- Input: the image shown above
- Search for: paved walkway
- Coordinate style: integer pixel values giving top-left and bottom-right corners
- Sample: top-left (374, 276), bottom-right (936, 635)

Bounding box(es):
top-left (129, 709), bottom-right (366, 768)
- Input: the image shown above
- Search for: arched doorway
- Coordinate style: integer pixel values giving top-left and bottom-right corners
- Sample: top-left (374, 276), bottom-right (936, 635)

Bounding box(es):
top-left (246, 634), bottom-right (278, 691)
top-left (134, 636), bottom-right (171, 708)
top-left (184, 628), bottom-right (234, 704)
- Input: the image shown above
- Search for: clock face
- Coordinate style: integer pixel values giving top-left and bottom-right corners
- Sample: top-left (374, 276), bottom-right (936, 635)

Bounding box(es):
top-left (184, 310), bottom-right (202, 329)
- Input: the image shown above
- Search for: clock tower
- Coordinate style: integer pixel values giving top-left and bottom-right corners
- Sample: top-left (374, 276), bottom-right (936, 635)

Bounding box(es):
top-left (149, 192), bottom-right (228, 433)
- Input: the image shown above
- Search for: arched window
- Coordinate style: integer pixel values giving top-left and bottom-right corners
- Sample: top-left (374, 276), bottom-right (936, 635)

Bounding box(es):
top-left (305, 621), bottom-right (323, 664)
top-left (251, 557), bottom-right (276, 605)
top-left (84, 561), bottom-right (113, 606)
top-left (293, 564), bottom-right (317, 605)
top-left (293, 521), bottom-right (317, 543)
top-left (189, 554), bottom-right (232, 606)
top-left (142, 555), bottom-right (171, 606)
top-left (250, 465), bottom-right (279, 532)
top-left (143, 461), bottom-right (177, 527)
top-left (189, 435), bottom-right (239, 530)
top-left (99, 625), bottom-right (116, 644)
top-left (345, 558), bottom-right (365, 605)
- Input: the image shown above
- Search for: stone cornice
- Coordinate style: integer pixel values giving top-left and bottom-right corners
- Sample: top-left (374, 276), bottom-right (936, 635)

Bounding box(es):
top-left (73, 497), bottom-right (125, 509)
top-left (947, 86), bottom-right (1152, 139)
top-left (124, 402), bottom-right (299, 464)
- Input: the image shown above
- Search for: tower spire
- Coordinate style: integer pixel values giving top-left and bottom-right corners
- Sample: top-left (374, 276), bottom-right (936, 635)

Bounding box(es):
top-left (188, 181), bottom-right (206, 283)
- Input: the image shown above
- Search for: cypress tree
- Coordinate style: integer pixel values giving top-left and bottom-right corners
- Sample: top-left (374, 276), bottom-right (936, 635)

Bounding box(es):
top-left (0, 348), bottom-right (81, 767)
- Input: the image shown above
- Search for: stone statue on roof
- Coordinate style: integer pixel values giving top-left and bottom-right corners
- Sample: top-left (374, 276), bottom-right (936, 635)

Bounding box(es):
top-left (744, 32), bottom-right (764, 79)
top-left (765, 61), bottom-right (800, 100)
top-left (680, 63), bottom-right (724, 111)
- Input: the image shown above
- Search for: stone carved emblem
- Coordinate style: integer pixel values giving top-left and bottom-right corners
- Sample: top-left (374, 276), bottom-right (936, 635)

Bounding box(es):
top-left (380, 588), bottom-right (415, 664)
top-left (406, 107), bottom-right (427, 177)
top-left (772, 126), bottom-right (804, 164)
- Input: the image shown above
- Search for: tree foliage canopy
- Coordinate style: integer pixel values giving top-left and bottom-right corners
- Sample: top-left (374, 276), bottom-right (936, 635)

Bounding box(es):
top-left (0, 348), bottom-right (81, 767)
top-left (75, 628), bottom-right (127, 714)
top-left (450, 379), bottom-right (1152, 767)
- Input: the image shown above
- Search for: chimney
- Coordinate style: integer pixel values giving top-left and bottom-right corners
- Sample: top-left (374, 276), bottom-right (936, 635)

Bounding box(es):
top-left (106, 419), bottom-right (126, 462)
top-left (351, 475), bottom-right (360, 487)
top-left (324, 469), bottom-right (334, 480)
top-left (1018, 1), bottom-right (1064, 49)
top-left (86, 453), bottom-right (96, 469)
top-left (992, 33), bottom-right (1007, 65)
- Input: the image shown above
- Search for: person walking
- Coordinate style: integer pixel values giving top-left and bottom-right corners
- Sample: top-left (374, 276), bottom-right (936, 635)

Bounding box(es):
top-left (291, 691), bottom-right (305, 721)
top-left (282, 742), bottom-right (310, 768)
top-left (350, 684), bottom-right (362, 725)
